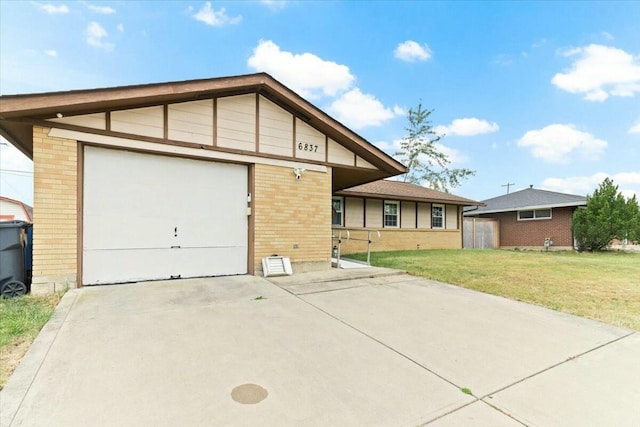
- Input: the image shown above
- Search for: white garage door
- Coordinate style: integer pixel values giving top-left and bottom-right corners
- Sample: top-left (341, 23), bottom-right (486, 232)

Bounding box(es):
top-left (83, 146), bottom-right (248, 285)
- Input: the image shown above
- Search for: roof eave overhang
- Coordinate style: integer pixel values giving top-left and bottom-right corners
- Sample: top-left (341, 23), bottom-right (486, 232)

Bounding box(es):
top-left (335, 190), bottom-right (483, 206)
top-left (464, 201), bottom-right (587, 216)
top-left (0, 73), bottom-right (407, 176)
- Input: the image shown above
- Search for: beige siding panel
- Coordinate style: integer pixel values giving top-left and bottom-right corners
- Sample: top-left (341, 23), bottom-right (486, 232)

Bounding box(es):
top-left (446, 205), bottom-right (458, 229)
top-left (295, 119), bottom-right (325, 162)
top-left (366, 199), bottom-right (383, 228)
top-left (259, 96), bottom-right (293, 157)
top-left (111, 106), bottom-right (164, 138)
top-left (355, 156), bottom-right (377, 169)
top-left (417, 202), bottom-right (431, 229)
top-left (168, 100), bottom-right (213, 145)
top-left (48, 113), bottom-right (106, 130)
top-left (344, 197), bottom-right (364, 227)
top-left (327, 138), bottom-right (354, 165)
top-left (217, 94), bottom-right (256, 152)
top-left (401, 202), bottom-right (416, 229)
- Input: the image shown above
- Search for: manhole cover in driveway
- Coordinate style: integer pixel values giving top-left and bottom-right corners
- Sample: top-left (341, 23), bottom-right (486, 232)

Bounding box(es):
top-left (231, 383), bottom-right (268, 404)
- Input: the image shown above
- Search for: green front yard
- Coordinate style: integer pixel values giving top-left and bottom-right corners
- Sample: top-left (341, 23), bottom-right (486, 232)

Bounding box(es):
top-left (348, 249), bottom-right (640, 331)
top-left (0, 292), bottom-right (64, 389)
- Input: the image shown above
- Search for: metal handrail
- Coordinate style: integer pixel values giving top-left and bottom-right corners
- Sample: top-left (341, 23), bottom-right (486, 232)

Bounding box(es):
top-left (331, 228), bottom-right (381, 266)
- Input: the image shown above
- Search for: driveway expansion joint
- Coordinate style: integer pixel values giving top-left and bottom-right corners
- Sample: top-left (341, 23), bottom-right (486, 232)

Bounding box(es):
top-left (478, 331), bottom-right (637, 401)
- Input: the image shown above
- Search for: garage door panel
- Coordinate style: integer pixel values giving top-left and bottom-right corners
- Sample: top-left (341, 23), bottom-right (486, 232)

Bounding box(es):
top-left (83, 146), bottom-right (248, 285)
top-left (170, 247), bottom-right (247, 277)
top-left (84, 214), bottom-right (176, 250)
top-left (83, 249), bottom-right (175, 284)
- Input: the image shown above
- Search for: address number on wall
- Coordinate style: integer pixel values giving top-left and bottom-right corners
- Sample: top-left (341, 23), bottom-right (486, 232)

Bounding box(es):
top-left (297, 142), bottom-right (319, 153)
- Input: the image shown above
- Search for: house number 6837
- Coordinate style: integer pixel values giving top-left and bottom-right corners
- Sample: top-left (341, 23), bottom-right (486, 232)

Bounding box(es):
top-left (297, 142), bottom-right (318, 152)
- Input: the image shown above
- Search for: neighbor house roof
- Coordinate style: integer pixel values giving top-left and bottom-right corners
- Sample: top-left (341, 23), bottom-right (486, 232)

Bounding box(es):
top-left (0, 73), bottom-right (406, 189)
top-left (0, 196), bottom-right (33, 222)
top-left (336, 180), bottom-right (483, 206)
top-left (464, 187), bottom-right (586, 216)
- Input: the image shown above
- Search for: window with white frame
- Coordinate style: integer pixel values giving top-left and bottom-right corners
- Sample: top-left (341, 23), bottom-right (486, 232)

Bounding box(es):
top-left (432, 204), bottom-right (444, 229)
top-left (518, 209), bottom-right (552, 220)
top-left (384, 201), bottom-right (399, 227)
top-left (332, 197), bottom-right (343, 226)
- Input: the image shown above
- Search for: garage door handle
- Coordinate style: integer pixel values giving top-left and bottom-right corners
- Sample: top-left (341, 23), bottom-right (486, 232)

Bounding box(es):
top-left (171, 245), bottom-right (181, 249)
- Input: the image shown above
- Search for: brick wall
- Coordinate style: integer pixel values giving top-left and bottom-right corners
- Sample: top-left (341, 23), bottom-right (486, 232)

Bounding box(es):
top-left (337, 228), bottom-right (462, 254)
top-left (480, 207), bottom-right (576, 249)
top-left (31, 126), bottom-right (78, 293)
top-left (253, 164), bottom-right (332, 272)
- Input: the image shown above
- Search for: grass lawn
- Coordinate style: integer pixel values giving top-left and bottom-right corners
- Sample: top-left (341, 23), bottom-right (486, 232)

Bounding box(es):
top-left (0, 292), bottom-right (64, 389)
top-left (347, 249), bottom-right (640, 331)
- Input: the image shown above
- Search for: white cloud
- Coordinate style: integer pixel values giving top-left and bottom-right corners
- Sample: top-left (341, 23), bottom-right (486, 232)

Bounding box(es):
top-left (373, 139), bottom-right (401, 153)
top-left (542, 172), bottom-right (640, 199)
top-left (373, 139), bottom-right (467, 165)
top-left (44, 50), bottom-right (57, 57)
top-left (193, 2), bottom-right (242, 26)
top-left (394, 40), bottom-right (432, 62)
top-left (629, 120), bottom-right (640, 134)
top-left (517, 124), bottom-right (607, 163)
top-left (87, 4), bottom-right (116, 14)
top-left (551, 44), bottom-right (640, 101)
top-left (260, 0), bottom-right (287, 9)
top-left (393, 105), bottom-right (406, 116)
top-left (433, 143), bottom-right (467, 164)
top-left (86, 21), bottom-right (114, 51)
top-left (435, 118), bottom-right (499, 136)
top-left (38, 3), bottom-right (69, 14)
top-left (248, 40), bottom-right (355, 99)
top-left (601, 31), bottom-right (614, 41)
top-left (117, 23), bottom-right (124, 32)
top-left (328, 89), bottom-right (399, 129)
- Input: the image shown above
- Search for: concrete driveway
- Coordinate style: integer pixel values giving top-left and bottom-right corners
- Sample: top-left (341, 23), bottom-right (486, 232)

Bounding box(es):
top-left (2, 270), bottom-right (639, 426)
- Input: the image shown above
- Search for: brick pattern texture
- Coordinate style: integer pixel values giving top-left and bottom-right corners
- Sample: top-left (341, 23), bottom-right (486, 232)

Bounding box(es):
top-left (337, 228), bottom-right (462, 254)
top-left (479, 207), bottom-right (576, 248)
top-left (253, 164), bottom-right (332, 269)
top-left (32, 126), bottom-right (78, 293)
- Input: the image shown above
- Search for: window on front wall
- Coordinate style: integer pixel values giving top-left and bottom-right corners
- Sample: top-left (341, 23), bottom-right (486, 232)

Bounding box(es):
top-left (332, 197), bottom-right (343, 226)
top-left (518, 209), bottom-right (552, 220)
top-left (432, 204), bottom-right (444, 229)
top-left (384, 201), bottom-right (399, 227)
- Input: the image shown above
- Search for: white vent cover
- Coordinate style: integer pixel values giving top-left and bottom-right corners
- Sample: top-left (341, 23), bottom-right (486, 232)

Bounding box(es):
top-left (262, 256), bottom-right (293, 277)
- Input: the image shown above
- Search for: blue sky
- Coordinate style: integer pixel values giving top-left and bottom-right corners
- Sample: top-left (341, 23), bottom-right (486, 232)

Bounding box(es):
top-left (1, 1), bottom-right (639, 206)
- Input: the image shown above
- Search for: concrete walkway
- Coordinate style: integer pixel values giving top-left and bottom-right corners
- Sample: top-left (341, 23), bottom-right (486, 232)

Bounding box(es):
top-left (2, 271), bottom-right (638, 426)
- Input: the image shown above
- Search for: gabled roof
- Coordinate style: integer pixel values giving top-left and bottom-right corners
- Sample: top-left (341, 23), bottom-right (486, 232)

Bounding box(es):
top-left (464, 187), bottom-right (586, 216)
top-left (336, 180), bottom-right (483, 206)
top-left (0, 73), bottom-right (406, 185)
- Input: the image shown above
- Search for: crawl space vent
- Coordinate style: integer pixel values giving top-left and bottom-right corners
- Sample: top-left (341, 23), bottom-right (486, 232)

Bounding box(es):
top-left (262, 256), bottom-right (293, 277)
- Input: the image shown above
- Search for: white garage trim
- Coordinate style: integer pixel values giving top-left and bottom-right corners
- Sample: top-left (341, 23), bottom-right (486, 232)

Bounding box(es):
top-left (82, 146), bottom-right (248, 284)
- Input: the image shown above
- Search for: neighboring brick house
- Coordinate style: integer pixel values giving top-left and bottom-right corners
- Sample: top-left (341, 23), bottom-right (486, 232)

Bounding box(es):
top-left (0, 73), bottom-right (406, 293)
top-left (0, 196), bottom-right (33, 222)
top-left (464, 186), bottom-right (586, 250)
top-left (333, 180), bottom-right (482, 253)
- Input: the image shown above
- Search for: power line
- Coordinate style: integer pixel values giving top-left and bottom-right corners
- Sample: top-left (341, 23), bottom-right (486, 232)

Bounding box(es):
top-left (0, 168), bottom-right (33, 175)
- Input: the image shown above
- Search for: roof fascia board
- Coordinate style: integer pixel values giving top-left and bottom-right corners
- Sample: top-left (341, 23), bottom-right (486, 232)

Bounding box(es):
top-left (465, 201), bottom-right (587, 215)
top-left (0, 73), bottom-right (406, 175)
top-left (336, 190), bottom-right (482, 206)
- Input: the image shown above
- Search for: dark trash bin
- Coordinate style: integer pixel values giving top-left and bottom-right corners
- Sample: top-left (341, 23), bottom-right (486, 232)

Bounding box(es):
top-left (0, 220), bottom-right (31, 298)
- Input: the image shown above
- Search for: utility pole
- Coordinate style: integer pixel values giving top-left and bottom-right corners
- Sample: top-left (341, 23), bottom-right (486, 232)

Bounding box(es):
top-left (502, 182), bottom-right (515, 194)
